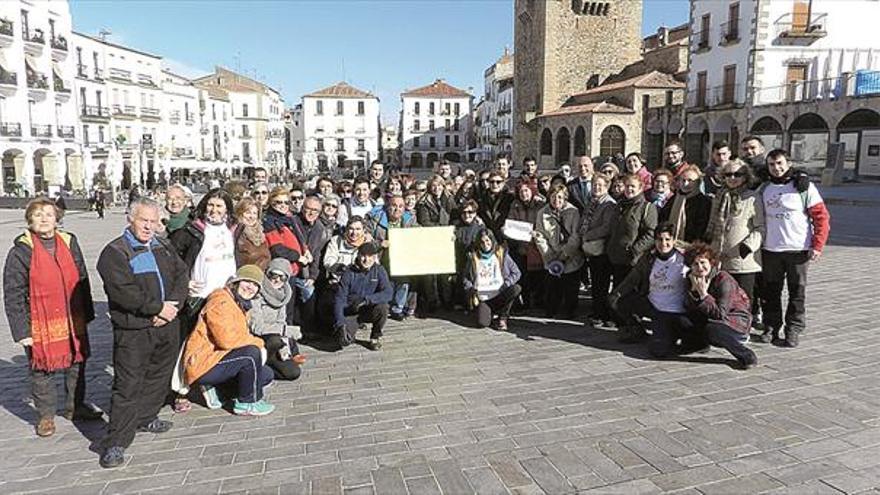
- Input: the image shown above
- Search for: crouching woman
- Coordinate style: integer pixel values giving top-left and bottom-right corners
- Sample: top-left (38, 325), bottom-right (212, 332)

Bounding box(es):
top-left (249, 258), bottom-right (306, 381)
top-left (685, 243), bottom-right (758, 369)
top-left (183, 265), bottom-right (275, 416)
top-left (463, 228), bottom-right (522, 330)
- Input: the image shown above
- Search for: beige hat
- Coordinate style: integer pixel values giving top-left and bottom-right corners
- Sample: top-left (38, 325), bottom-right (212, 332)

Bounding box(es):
top-left (229, 264), bottom-right (264, 286)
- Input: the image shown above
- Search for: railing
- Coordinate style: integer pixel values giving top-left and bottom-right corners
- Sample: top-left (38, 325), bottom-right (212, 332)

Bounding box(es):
top-left (690, 29), bottom-right (711, 52)
top-left (169, 110), bottom-right (180, 124)
top-left (57, 125), bottom-right (75, 139)
top-left (0, 122), bottom-right (21, 137)
top-left (77, 64), bottom-right (88, 78)
top-left (0, 69), bottom-right (16, 86)
top-left (53, 77), bottom-right (70, 93)
top-left (24, 29), bottom-right (44, 44)
top-left (750, 73), bottom-right (876, 106)
top-left (775, 12), bottom-right (828, 39)
top-left (687, 83), bottom-right (745, 108)
top-left (140, 107), bottom-right (160, 118)
top-left (137, 74), bottom-right (156, 87)
top-left (108, 67), bottom-right (131, 81)
top-left (94, 67), bottom-right (103, 80)
top-left (241, 131), bottom-right (252, 139)
top-left (185, 112), bottom-right (195, 123)
top-left (0, 18), bottom-right (13, 37)
top-left (31, 125), bottom-right (52, 138)
top-left (719, 18), bottom-right (740, 44)
top-left (27, 73), bottom-right (48, 90)
top-left (81, 105), bottom-right (111, 118)
top-left (200, 125), bottom-right (209, 135)
top-left (112, 104), bottom-right (137, 116)
top-left (51, 35), bottom-right (67, 51)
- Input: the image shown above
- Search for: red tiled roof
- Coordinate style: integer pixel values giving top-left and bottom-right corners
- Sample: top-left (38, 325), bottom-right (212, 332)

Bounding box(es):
top-left (402, 79), bottom-right (470, 98)
top-left (573, 71), bottom-right (685, 97)
top-left (539, 101), bottom-right (634, 118)
top-left (306, 81), bottom-right (375, 98)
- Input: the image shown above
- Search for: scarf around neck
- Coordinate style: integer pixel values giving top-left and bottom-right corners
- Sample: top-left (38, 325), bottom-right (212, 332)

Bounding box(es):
top-left (165, 207), bottom-right (190, 233)
top-left (669, 186), bottom-right (702, 241)
top-left (27, 231), bottom-right (88, 371)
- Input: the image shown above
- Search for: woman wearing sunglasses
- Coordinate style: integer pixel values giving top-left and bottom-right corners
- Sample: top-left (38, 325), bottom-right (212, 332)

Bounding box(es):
top-left (704, 159), bottom-right (764, 312)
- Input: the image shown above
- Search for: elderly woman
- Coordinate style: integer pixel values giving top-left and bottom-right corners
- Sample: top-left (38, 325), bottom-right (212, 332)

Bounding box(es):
top-left (507, 180), bottom-right (546, 310)
top-left (163, 183), bottom-right (192, 235)
top-left (169, 188), bottom-right (239, 412)
top-left (649, 169), bottom-right (674, 208)
top-left (263, 187), bottom-right (305, 278)
top-left (685, 243), bottom-right (758, 369)
top-left (624, 152), bottom-right (653, 194)
top-left (416, 175), bottom-right (457, 313)
top-left (579, 175), bottom-right (620, 327)
top-left (183, 265), bottom-right (275, 415)
top-left (533, 184), bottom-right (583, 319)
top-left (607, 174), bottom-right (658, 313)
top-left (658, 164), bottom-right (712, 244)
top-left (320, 194), bottom-right (344, 236)
top-left (463, 229), bottom-right (522, 330)
top-left (3, 198), bottom-right (101, 437)
top-left (234, 197), bottom-right (270, 270)
top-left (249, 259), bottom-right (305, 381)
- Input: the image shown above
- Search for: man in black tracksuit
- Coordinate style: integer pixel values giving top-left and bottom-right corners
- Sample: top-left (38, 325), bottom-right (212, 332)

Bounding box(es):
top-left (96, 198), bottom-right (189, 468)
top-left (333, 242), bottom-right (393, 351)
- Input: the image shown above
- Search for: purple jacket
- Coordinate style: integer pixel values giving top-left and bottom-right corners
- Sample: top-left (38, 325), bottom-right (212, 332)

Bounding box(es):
top-left (687, 270), bottom-right (752, 334)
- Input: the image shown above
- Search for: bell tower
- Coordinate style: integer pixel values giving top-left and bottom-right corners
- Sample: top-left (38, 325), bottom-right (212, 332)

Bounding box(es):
top-left (514, 0), bottom-right (643, 161)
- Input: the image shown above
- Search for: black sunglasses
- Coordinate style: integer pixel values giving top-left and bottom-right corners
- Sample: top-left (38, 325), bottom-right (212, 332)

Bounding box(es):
top-left (723, 172), bottom-right (746, 178)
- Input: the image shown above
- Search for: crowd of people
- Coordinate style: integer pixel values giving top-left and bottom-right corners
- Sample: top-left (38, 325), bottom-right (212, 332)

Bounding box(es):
top-left (3, 135), bottom-right (830, 469)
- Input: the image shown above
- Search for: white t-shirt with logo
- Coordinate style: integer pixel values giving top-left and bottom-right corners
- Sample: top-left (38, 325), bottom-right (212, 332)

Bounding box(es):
top-left (476, 255), bottom-right (504, 302)
top-left (648, 251), bottom-right (688, 314)
top-left (762, 182), bottom-right (822, 252)
top-left (191, 223), bottom-right (237, 298)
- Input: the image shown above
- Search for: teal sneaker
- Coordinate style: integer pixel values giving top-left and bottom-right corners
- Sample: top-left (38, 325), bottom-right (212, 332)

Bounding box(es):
top-left (201, 386), bottom-right (222, 410)
top-left (232, 399), bottom-right (275, 416)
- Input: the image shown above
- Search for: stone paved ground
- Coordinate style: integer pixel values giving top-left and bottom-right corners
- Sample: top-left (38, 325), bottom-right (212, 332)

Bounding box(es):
top-left (0, 201), bottom-right (879, 495)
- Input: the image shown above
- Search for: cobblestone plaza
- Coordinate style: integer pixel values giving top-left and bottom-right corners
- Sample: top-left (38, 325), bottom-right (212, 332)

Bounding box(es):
top-left (0, 199), bottom-right (879, 494)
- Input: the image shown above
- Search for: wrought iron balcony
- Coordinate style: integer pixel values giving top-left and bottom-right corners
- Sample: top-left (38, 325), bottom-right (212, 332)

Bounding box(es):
top-left (0, 69), bottom-right (16, 86)
top-left (0, 122), bottom-right (21, 137)
top-left (31, 125), bottom-right (52, 138)
top-left (112, 104), bottom-right (137, 117)
top-left (687, 83), bottom-right (745, 109)
top-left (26, 72), bottom-right (48, 90)
top-left (108, 67), bottom-right (131, 81)
top-left (77, 64), bottom-right (88, 78)
top-left (0, 18), bottom-right (13, 38)
top-left (690, 29), bottom-right (711, 52)
top-left (140, 107), bottom-right (161, 119)
top-left (51, 35), bottom-right (67, 51)
top-left (24, 29), bottom-right (45, 44)
top-left (719, 18), bottom-right (740, 45)
top-left (775, 12), bottom-right (828, 41)
top-left (81, 105), bottom-right (111, 119)
top-left (53, 76), bottom-right (70, 93)
top-left (57, 125), bottom-right (75, 139)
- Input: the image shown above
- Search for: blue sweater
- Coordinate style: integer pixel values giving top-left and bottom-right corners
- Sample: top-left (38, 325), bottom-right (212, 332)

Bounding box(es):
top-left (333, 262), bottom-right (393, 327)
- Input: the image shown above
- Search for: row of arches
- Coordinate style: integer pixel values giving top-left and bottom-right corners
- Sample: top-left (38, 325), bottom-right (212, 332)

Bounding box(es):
top-left (1, 148), bottom-right (84, 195)
top-left (409, 151), bottom-right (461, 168)
top-left (539, 125), bottom-right (627, 165)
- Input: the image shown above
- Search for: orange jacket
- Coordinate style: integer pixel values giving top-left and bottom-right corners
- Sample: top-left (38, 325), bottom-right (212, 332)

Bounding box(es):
top-left (183, 287), bottom-right (264, 385)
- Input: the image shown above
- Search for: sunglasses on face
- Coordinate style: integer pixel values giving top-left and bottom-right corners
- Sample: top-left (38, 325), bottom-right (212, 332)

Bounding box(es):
top-left (324, 204), bottom-right (339, 208)
top-left (303, 206), bottom-right (320, 213)
top-left (290, 195), bottom-right (304, 201)
top-left (489, 180), bottom-right (504, 184)
top-left (723, 171), bottom-right (746, 178)
top-left (267, 272), bottom-right (286, 282)
top-left (462, 210), bottom-right (476, 215)
top-left (254, 191), bottom-right (268, 196)
top-left (272, 200), bottom-right (290, 206)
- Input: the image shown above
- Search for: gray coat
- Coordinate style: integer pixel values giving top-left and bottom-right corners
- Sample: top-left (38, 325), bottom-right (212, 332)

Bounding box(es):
top-left (248, 259), bottom-right (293, 340)
top-left (705, 188), bottom-right (764, 274)
top-left (534, 202), bottom-right (584, 274)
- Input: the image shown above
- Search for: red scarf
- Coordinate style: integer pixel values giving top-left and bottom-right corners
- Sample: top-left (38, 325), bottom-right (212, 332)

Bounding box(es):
top-left (28, 232), bottom-right (88, 371)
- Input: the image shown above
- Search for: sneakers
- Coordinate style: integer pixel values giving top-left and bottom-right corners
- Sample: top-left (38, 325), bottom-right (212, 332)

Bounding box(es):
top-left (36, 417), bottom-right (55, 437)
top-left (232, 399), bottom-right (275, 416)
top-left (100, 446), bottom-right (126, 469)
top-left (367, 337), bottom-right (383, 351)
top-left (137, 418), bottom-right (173, 434)
top-left (389, 312), bottom-right (406, 322)
top-left (201, 386), bottom-right (223, 410)
top-left (783, 330), bottom-right (800, 348)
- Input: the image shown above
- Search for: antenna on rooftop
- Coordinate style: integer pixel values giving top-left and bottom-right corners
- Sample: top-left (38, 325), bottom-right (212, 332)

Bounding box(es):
top-left (98, 29), bottom-right (111, 42)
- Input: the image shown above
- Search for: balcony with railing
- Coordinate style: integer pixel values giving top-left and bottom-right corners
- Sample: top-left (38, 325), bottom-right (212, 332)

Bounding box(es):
top-left (57, 125), bottom-right (75, 139)
top-left (140, 107), bottom-right (161, 120)
top-left (0, 122), bottom-right (21, 137)
top-left (185, 112), bottom-right (195, 125)
top-left (26, 71), bottom-right (48, 100)
top-left (76, 64), bottom-right (88, 78)
top-left (690, 28), bottom-right (711, 53)
top-left (108, 67), bottom-right (132, 82)
top-left (169, 110), bottom-right (180, 124)
top-left (200, 125), bottom-right (209, 135)
top-left (751, 72), bottom-right (880, 106)
top-left (775, 12), bottom-right (827, 42)
top-left (172, 147), bottom-right (195, 158)
top-left (51, 35), bottom-right (68, 61)
top-left (23, 28), bottom-right (45, 55)
top-left (719, 18), bottom-right (740, 45)
top-left (53, 75), bottom-right (71, 100)
top-left (0, 68), bottom-right (17, 95)
top-left (31, 125), bottom-right (52, 139)
top-left (94, 67), bottom-right (103, 81)
top-left (137, 74), bottom-right (157, 87)
top-left (112, 104), bottom-right (137, 118)
top-left (81, 105), bottom-right (111, 121)
top-left (687, 83), bottom-right (745, 109)
top-left (0, 18), bottom-right (13, 47)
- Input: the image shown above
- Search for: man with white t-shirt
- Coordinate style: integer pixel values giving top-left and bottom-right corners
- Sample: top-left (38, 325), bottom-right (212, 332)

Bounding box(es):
top-left (609, 222), bottom-right (709, 355)
top-left (759, 149), bottom-right (830, 347)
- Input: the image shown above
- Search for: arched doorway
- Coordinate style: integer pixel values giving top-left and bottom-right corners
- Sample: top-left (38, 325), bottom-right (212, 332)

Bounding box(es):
top-left (599, 125), bottom-right (625, 158)
top-left (750, 116), bottom-right (784, 151)
top-left (443, 152), bottom-right (460, 162)
top-left (33, 149), bottom-right (54, 194)
top-left (837, 109), bottom-right (880, 175)
top-left (555, 127), bottom-right (571, 165)
top-left (410, 152), bottom-right (423, 169)
top-left (1, 149), bottom-right (24, 194)
top-left (686, 117), bottom-right (709, 165)
top-left (426, 152), bottom-right (439, 169)
top-left (789, 113), bottom-right (829, 172)
top-left (122, 159), bottom-right (132, 189)
top-left (573, 126), bottom-right (587, 157)
top-left (539, 128), bottom-right (553, 164)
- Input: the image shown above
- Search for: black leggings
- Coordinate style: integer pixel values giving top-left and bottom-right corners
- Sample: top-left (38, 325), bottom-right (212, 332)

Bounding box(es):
top-left (588, 255), bottom-right (614, 320)
top-left (260, 335), bottom-right (302, 381)
top-left (475, 284), bottom-right (522, 328)
top-left (545, 270), bottom-right (580, 318)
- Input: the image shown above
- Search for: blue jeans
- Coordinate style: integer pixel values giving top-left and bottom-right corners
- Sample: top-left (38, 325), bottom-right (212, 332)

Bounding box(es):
top-left (294, 277), bottom-right (316, 303)
top-left (195, 346), bottom-right (273, 403)
top-left (705, 322), bottom-right (752, 362)
top-left (391, 281), bottom-right (409, 315)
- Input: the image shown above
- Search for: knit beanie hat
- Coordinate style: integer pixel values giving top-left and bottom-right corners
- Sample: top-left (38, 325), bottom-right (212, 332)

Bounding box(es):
top-left (230, 264), bottom-right (264, 286)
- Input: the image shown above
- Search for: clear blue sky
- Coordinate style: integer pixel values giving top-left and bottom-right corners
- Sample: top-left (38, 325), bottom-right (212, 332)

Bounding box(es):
top-left (70, 0), bottom-right (689, 125)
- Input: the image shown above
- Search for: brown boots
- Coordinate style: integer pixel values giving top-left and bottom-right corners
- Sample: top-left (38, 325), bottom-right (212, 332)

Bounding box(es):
top-left (36, 417), bottom-right (55, 437)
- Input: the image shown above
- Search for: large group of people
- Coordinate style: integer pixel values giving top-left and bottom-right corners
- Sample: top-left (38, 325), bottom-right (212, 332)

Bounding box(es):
top-left (3, 136), bottom-right (830, 468)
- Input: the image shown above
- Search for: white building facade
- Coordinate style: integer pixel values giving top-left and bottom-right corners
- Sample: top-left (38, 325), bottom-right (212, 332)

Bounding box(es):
top-left (300, 82), bottom-right (380, 174)
top-left (400, 79), bottom-right (473, 168)
top-left (477, 49), bottom-right (514, 163)
top-left (687, 0), bottom-right (880, 176)
top-left (0, 0), bottom-right (81, 195)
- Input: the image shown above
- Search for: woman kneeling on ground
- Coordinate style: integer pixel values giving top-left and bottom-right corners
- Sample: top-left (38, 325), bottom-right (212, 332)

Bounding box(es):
top-left (182, 265), bottom-right (275, 415)
top-left (685, 242), bottom-right (758, 369)
top-left (249, 259), bottom-right (307, 381)
top-left (463, 228), bottom-right (522, 330)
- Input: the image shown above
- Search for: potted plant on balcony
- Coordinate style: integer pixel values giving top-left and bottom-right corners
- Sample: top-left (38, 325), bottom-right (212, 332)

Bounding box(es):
top-left (32, 28), bottom-right (44, 43)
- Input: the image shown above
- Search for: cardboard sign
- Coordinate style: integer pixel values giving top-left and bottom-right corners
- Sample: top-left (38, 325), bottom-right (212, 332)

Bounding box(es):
top-left (388, 226), bottom-right (456, 276)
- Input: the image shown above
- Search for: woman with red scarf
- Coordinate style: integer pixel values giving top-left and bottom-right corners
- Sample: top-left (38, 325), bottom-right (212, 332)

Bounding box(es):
top-left (3, 198), bottom-right (102, 437)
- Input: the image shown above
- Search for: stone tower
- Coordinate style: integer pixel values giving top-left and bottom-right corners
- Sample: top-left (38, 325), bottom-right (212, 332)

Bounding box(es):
top-left (513, 0), bottom-right (643, 162)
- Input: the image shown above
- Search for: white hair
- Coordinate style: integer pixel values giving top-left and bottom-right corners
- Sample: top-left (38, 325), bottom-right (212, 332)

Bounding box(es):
top-left (129, 197), bottom-right (161, 218)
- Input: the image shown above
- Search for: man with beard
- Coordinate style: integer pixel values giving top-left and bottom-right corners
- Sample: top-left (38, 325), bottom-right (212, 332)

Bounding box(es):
top-left (661, 141), bottom-right (690, 177)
